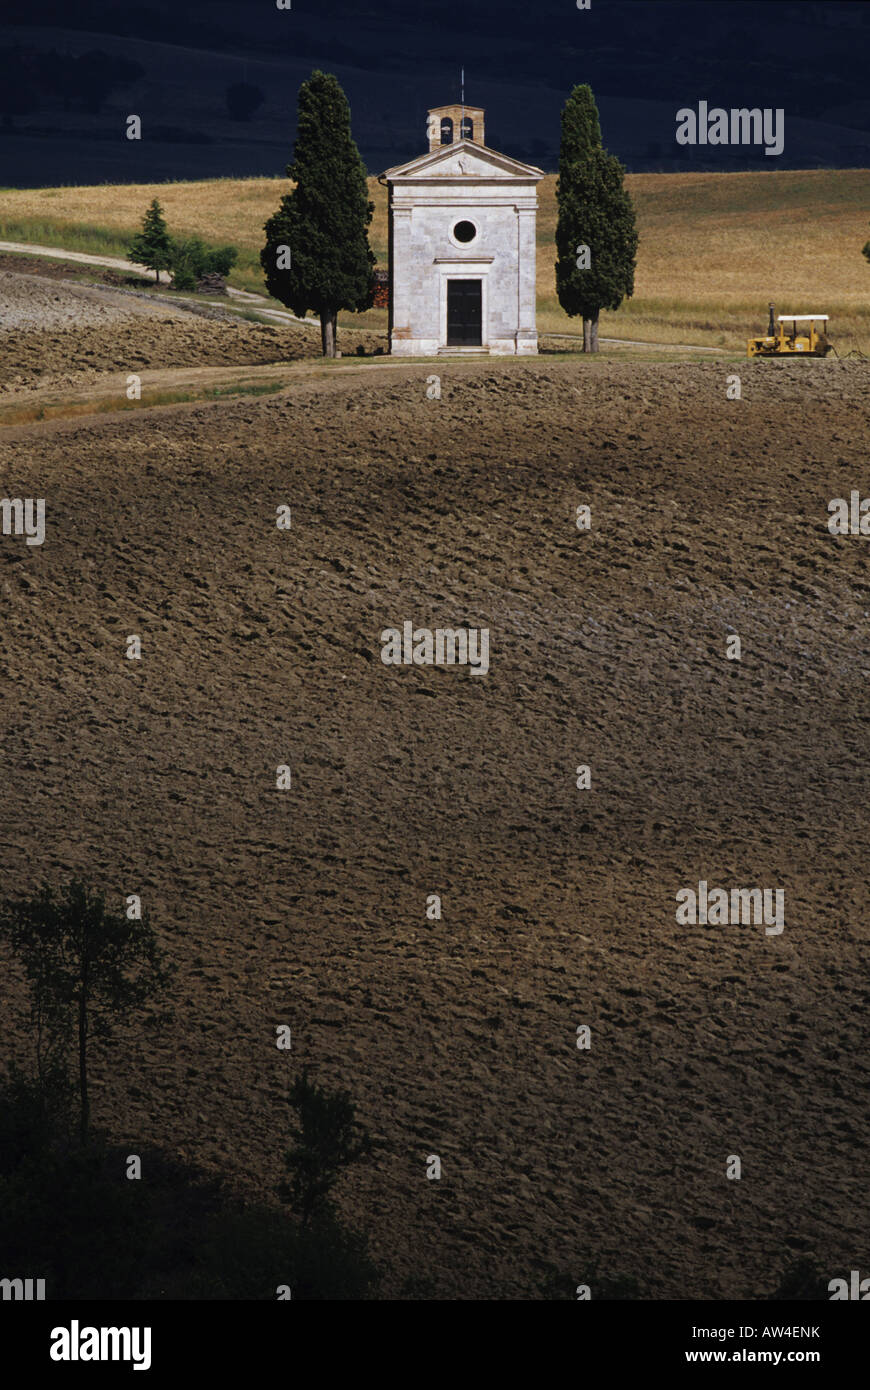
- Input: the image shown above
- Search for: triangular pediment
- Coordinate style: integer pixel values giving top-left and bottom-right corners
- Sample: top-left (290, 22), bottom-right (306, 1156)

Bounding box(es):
top-left (384, 140), bottom-right (544, 182)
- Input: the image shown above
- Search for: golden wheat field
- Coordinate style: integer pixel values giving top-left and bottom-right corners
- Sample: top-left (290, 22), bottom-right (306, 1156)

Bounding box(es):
top-left (1, 168), bottom-right (868, 349)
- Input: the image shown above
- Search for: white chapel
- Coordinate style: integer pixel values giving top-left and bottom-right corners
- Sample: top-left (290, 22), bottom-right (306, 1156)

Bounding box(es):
top-left (382, 104), bottom-right (544, 356)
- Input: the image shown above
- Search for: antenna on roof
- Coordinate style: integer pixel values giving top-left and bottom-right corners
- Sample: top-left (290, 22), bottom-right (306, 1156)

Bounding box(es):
top-left (461, 66), bottom-right (465, 140)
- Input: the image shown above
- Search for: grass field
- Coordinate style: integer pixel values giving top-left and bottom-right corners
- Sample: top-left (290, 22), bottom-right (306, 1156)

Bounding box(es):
top-left (1, 169), bottom-right (868, 350)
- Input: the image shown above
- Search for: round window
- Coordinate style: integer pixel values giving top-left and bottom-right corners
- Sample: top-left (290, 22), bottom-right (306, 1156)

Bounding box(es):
top-left (453, 220), bottom-right (477, 244)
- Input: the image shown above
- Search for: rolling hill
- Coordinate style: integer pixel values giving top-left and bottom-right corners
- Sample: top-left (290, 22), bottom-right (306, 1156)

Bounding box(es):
top-left (2, 168), bottom-right (868, 350)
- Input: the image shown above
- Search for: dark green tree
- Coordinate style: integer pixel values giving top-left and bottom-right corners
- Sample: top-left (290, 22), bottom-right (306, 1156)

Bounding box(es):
top-left (261, 70), bottom-right (375, 357)
top-left (0, 880), bottom-right (173, 1138)
top-left (555, 85), bottom-right (639, 352)
top-left (128, 197), bottom-right (173, 285)
top-left (279, 1068), bottom-right (372, 1224)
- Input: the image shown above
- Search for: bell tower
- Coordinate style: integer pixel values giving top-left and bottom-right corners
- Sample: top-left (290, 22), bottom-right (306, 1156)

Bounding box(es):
top-left (427, 103), bottom-right (486, 152)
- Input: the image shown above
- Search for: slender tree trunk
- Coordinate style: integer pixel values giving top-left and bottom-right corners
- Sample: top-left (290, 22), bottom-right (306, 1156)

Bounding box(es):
top-left (582, 313), bottom-right (600, 353)
top-left (320, 309), bottom-right (337, 358)
top-left (78, 980), bottom-right (89, 1139)
top-left (590, 311), bottom-right (599, 353)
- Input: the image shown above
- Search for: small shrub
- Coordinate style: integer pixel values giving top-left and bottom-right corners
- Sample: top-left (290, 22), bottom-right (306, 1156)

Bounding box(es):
top-left (170, 236), bottom-right (238, 291)
top-left (279, 1068), bottom-right (372, 1224)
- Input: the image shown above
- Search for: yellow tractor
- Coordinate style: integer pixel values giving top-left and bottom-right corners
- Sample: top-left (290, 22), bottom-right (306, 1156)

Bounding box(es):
top-left (748, 303), bottom-right (832, 357)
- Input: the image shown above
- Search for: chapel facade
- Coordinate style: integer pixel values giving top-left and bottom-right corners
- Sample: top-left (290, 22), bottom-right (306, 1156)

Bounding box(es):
top-left (382, 104), bottom-right (543, 356)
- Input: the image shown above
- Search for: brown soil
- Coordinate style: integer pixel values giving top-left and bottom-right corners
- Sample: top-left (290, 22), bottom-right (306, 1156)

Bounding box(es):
top-left (1, 354), bottom-right (869, 1300)
top-left (0, 269), bottom-right (386, 396)
top-left (0, 252), bottom-right (151, 286)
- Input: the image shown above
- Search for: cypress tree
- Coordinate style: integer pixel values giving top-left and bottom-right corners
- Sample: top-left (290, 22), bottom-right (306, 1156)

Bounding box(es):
top-left (555, 85), bottom-right (638, 352)
top-left (128, 198), bottom-right (172, 285)
top-left (261, 71), bottom-right (375, 357)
